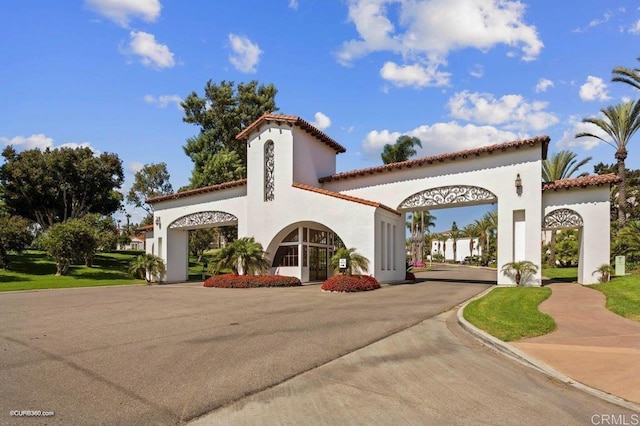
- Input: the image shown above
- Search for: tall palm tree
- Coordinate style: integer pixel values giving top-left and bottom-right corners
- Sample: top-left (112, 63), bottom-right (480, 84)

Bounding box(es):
top-left (449, 221), bottom-right (462, 262)
top-left (577, 100), bottom-right (640, 227)
top-left (406, 210), bottom-right (436, 262)
top-left (542, 150), bottom-right (592, 266)
top-left (381, 135), bottom-right (423, 164)
top-left (463, 224), bottom-right (481, 263)
top-left (542, 150), bottom-right (592, 182)
top-left (612, 56), bottom-right (640, 90)
top-left (330, 247), bottom-right (370, 275)
top-left (210, 237), bottom-right (269, 275)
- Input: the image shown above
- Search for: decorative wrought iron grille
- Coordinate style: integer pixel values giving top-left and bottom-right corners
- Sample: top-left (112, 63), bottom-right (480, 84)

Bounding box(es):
top-left (264, 141), bottom-right (275, 201)
top-left (399, 185), bottom-right (496, 209)
top-left (168, 211), bottom-right (237, 229)
top-left (542, 208), bottom-right (583, 229)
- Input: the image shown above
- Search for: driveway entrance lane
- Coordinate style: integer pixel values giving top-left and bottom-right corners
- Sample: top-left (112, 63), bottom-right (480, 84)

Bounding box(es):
top-left (0, 279), bottom-right (491, 425)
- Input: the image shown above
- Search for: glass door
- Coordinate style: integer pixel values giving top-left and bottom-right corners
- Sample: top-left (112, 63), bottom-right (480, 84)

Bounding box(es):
top-left (309, 247), bottom-right (328, 281)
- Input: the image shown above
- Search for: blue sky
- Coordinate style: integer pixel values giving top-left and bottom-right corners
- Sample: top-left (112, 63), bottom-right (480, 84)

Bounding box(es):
top-left (1, 0), bottom-right (640, 231)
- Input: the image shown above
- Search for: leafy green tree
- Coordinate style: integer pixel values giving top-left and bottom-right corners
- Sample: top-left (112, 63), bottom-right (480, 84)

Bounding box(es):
top-left (542, 150), bottom-right (592, 266)
top-left (329, 247), bottom-right (370, 275)
top-left (577, 100), bottom-right (640, 227)
top-left (612, 220), bottom-right (640, 264)
top-left (182, 80), bottom-right (278, 187)
top-left (500, 261), bottom-right (539, 286)
top-left (129, 254), bottom-right (166, 283)
top-left (381, 135), bottom-right (422, 164)
top-left (41, 219), bottom-right (99, 275)
top-left (0, 146), bottom-right (123, 229)
top-left (0, 215), bottom-right (33, 269)
top-left (126, 163), bottom-right (173, 216)
top-left (554, 229), bottom-right (579, 267)
top-left (209, 237), bottom-right (269, 275)
top-left (80, 213), bottom-right (118, 252)
top-left (189, 229), bottom-right (214, 262)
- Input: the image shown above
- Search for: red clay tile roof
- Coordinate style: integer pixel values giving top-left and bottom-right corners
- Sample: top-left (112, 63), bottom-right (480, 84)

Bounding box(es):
top-left (292, 182), bottom-right (401, 216)
top-left (236, 113), bottom-right (347, 153)
top-left (319, 135), bottom-right (550, 183)
top-left (137, 224), bottom-right (154, 232)
top-left (542, 173), bottom-right (620, 191)
top-left (146, 179), bottom-right (247, 204)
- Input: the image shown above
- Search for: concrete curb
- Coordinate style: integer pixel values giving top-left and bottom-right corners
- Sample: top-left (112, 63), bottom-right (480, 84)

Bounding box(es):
top-left (457, 286), bottom-right (640, 413)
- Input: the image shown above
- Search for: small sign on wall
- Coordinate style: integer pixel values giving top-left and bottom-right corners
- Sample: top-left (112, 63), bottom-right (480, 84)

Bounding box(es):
top-left (339, 258), bottom-right (347, 269)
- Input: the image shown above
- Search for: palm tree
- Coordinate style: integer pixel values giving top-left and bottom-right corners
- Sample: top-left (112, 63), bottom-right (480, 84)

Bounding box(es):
top-left (577, 100), bottom-right (640, 227)
top-left (463, 224), bottom-right (481, 263)
top-left (406, 210), bottom-right (436, 262)
top-left (592, 264), bottom-right (614, 283)
top-left (381, 135), bottom-right (423, 164)
top-left (129, 254), bottom-right (166, 283)
top-left (542, 150), bottom-right (592, 182)
top-left (612, 56), bottom-right (640, 90)
top-left (210, 237), bottom-right (269, 275)
top-left (500, 261), bottom-right (539, 286)
top-left (449, 221), bottom-right (462, 262)
top-left (329, 247), bottom-right (370, 275)
top-left (542, 150), bottom-right (592, 267)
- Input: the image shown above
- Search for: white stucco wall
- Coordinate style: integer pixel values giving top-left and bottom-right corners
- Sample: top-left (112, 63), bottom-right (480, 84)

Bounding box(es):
top-left (543, 186), bottom-right (611, 285)
top-left (431, 237), bottom-right (481, 262)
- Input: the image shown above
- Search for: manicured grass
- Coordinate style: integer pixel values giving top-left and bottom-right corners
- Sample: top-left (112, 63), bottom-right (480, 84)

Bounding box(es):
top-left (542, 267), bottom-right (578, 282)
top-left (591, 274), bottom-right (640, 322)
top-left (463, 287), bottom-right (556, 342)
top-left (0, 251), bottom-right (144, 292)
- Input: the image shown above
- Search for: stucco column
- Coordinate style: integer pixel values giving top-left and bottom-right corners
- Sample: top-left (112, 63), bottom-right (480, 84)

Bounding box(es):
top-left (165, 229), bottom-right (189, 283)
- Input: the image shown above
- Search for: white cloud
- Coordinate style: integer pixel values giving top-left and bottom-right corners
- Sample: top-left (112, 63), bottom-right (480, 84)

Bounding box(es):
top-left (361, 122), bottom-right (519, 160)
top-left (127, 31), bottom-right (175, 69)
top-left (579, 76), bottom-right (611, 101)
top-left (557, 116), bottom-right (611, 150)
top-left (289, 0), bottom-right (299, 10)
top-left (380, 61), bottom-right (451, 88)
top-left (128, 161), bottom-right (144, 174)
top-left (0, 134), bottom-right (53, 150)
top-left (469, 64), bottom-right (484, 78)
top-left (338, 0), bottom-right (543, 83)
top-left (311, 112), bottom-right (331, 130)
top-left (629, 19), bottom-right (640, 34)
top-left (447, 91), bottom-right (558, 131)
top-left (85, 0), bottom-right (161, 27)
top-left (228, 34), bottom-right (262, 73)
top-left (144, 94), bottom-right (183, 109)
top-left (0, 134), bottom-right (97, 152)
top-left (535, 78), bottom-right (554, 93)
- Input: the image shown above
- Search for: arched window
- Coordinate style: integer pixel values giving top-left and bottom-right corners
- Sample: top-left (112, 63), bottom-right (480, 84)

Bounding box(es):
top-left (264, 140), bottom-right (275, 201)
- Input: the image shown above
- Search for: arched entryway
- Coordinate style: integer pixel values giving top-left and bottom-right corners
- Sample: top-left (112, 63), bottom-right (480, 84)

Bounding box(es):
top-left (542, 208), bottom-right (584, 281)
top-left (266, 221), bottom-right (345, 283)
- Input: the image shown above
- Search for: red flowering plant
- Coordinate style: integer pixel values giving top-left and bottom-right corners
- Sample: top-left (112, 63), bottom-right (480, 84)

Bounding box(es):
top-left (203, 274), bottom-right (302, 288)
top-left (320, 274), bottom-right (380, 292)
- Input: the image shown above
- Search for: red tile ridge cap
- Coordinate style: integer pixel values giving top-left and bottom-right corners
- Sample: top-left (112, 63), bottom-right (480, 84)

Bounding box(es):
top-left (236, 113), bottom-right (347, 153)
top-left (137, 224), bottom-right (154, 231)
top-left (542, 173), bottom-right (620, 191)
top-left (319, 135), bottom-right (550, 183)
top-left (292, 182), bottom-right (401, 216)
top-left (146, 179), bottom-right (247, 204)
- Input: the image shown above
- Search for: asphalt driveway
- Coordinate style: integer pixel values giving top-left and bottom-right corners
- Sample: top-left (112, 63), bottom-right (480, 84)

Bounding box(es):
top-left (0, 269), bottom-right (493, 425)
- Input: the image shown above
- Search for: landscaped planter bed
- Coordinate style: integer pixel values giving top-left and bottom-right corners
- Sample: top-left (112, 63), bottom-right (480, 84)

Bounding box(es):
top-left (203, 274), bottom-right (302, 288)
top-left (321, 275), bottom-right (381, 292)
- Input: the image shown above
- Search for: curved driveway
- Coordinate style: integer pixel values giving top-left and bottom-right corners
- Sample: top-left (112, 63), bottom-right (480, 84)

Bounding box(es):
top-left (0, 266), bottom-right (633, 424)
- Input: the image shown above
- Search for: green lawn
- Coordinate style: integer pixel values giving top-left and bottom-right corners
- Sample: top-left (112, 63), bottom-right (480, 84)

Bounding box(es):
top-left (591, 274), bottom-right (640, 321)
top-left (463, 287), bottom-right (556, 341)
top-left (0, 251), bottom-right (145, 292)
top-left (542, 267), bottom-right (578, 282)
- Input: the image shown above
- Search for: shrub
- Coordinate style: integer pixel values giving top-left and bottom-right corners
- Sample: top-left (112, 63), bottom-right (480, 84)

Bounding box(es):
top-left (203, 274), bottom-right (301, 288)
top-left (321, 274), bottom-right (380, 292)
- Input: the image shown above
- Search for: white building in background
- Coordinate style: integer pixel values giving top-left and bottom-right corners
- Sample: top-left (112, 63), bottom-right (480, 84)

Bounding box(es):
top-left (431, 236), bottom-right (482, 262)
top-left (145, 113), bottom-right (617, 285)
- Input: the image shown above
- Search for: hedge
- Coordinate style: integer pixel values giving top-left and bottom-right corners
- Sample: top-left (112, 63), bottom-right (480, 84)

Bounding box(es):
top-left (321, 274), bottom-right (381, 292)
top-left (203, 274), bottom-right (302, 288)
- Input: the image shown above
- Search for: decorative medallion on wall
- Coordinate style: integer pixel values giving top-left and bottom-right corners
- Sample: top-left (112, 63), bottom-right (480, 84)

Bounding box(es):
top-left (399, 185), bottom-right (497, 209)
top-left (264, 140), bottom-right (275, 201)
top-left (542, 208), bottom-right (583, 229)
top-left (168, 211), bottom-right (237, 229)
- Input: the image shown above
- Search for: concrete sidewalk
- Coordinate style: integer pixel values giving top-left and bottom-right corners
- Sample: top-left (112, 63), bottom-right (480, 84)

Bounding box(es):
top-left (512, 283), bottom-right (640, 405)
